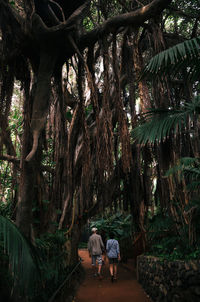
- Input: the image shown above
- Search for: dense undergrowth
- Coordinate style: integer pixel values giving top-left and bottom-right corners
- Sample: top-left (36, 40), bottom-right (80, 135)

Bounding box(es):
top-left (0, 201), bottom-right (81, 302)
top-left (146, 207), bottom-right (200, 261)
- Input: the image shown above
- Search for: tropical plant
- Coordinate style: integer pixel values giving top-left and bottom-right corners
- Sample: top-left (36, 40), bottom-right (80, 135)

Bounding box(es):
top-left (146, 208), bottom-right (200, 260)
top-left (133, 34), bottom-right (200, 257)
top-left (90, 212), bottom-right (133, 240)
top-left (0, 215), bottom-right (40, 295)
top-left (133, 36), bottom-right (200, 144)
top-left (133, 95), bottom-right (200, 144)
top-left (0, 215), bottom-right (79, 301)
top-left (143, 36), bottom-right (200, 80)
top-left (166, 157), bottom-right (200, 188)
top-left (90, 212), bottom-right (134, 261)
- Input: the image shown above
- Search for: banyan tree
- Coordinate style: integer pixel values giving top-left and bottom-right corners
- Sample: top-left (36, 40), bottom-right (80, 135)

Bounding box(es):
top-left (1, 0), bottom-right (199, 275)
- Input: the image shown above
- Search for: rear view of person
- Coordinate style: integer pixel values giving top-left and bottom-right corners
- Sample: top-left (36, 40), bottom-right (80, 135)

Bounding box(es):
top-left (106, 232), bottom-right (120, 282)
top-left (88, 227), bottom-right (105, 279)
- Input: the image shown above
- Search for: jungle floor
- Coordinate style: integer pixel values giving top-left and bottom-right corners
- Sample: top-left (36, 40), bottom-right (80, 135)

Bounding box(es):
top-left (74, 249), bottom-right (152, 302)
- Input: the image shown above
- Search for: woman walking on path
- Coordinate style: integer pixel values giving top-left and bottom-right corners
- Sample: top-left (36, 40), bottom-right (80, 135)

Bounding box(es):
top-left (106, 232), bottom-right (120, 282)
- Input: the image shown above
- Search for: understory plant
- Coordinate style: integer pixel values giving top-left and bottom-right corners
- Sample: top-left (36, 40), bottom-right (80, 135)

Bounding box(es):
top-left (90, 212), bottom-right (133, 260)
top-left (133, 36), bottom-right (200, 260)
top-left (0, 215), bottom-right (78, 302)
top-left (146, 205), bottom-right (200, 260)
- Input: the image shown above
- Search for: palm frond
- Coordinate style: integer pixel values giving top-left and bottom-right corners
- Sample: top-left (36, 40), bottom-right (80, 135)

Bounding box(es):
top-left (165, 157), bottom-right (200, 176)
top-left (0, 215), bottom-right (40, 293)
top-left (165, 157), bottom-right (200, 177)
top-left (132, 109), bottom-right (185, 144)
top-left (142, 36), bottom-right (200, 80)
top-left (185, 167), bottom-right (200, 181)
top-left (186, 181), bottom-right (200, 191)
top-left (132, 95), bottom-right (200, 144)
top-left (165, 157), bottom-right (200, 191)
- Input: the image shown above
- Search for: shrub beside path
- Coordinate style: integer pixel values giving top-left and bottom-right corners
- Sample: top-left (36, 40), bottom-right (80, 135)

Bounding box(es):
top-left (74, 249), bottom-right (152, 302)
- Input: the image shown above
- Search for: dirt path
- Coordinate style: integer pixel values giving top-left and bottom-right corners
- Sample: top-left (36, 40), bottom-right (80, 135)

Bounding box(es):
top-left (74, 250), bottom-right (152, 302)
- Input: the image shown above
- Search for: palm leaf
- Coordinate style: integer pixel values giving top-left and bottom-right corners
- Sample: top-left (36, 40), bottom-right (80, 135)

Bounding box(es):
top-left (165, 157), bottom-right (199, 175)
top-left (165, 157), bottom-right (200, 191)
top-left (132, 108), bottom-right (186, 144)
top-left (0, 215), bottom-right (40, 293)
top-left (187, 180), bottom-right (200, 191)
top-left (132, 95), bottom-right (200, 144)
top-left (142, 36), bottom-right (200, 80)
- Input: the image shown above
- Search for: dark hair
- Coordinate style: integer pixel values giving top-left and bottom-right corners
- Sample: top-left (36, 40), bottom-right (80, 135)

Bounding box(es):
top-left (109, 231), bottom-right (115, 239)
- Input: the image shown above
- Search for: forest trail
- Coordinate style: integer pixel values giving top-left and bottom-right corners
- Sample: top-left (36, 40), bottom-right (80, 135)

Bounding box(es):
top-left (74, 249), bottom-right (152, 302)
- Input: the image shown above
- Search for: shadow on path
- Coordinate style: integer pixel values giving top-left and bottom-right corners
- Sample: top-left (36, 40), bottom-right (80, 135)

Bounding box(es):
top-left (74, 249), bottom-right (152, 302)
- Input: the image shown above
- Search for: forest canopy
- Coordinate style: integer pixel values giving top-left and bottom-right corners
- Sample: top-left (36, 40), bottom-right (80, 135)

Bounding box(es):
top-left (0, 0), bottom-right (200, 282)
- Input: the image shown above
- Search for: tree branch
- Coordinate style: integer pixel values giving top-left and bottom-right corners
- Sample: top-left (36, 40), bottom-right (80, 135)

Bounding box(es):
top-left (31, 0), bottom-right (90, 37)
top-left (78, 0), bottom-right (172, 49)
top-left (0, 155), bottom-right (20, 164)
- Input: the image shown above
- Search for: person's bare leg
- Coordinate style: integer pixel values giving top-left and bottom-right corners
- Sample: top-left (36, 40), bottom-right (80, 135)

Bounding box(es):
top-left (98, 264), bottom-right (102, 274)
top-left (97, 264), bottom-right (103, 279)
top-left (91, 257), bottom-right (97, 276)
top-left (114, 263), bottom-right (117, 279)
top-left (109, 264), bottom-right (113, 276)
top-left (109, 264), bottom-right (114, 282)
top-left (92, 265), bottom-right (97, 276)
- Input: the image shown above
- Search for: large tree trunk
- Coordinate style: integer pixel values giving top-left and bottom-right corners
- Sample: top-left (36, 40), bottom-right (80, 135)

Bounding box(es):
top-left (16, 82), bottom-right (36, 238)
top-left (70, 224), bottom-right (82, 265)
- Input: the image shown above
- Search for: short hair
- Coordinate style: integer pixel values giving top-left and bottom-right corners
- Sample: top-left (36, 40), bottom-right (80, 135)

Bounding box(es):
top-left (109, 231), bottom-right (115, 238)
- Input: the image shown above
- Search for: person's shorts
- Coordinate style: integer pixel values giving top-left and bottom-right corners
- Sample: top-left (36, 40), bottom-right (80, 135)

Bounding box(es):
top-left (92, 255), bottom-right (103, 266)
top-left (108, 257), bottom-right (118, 264)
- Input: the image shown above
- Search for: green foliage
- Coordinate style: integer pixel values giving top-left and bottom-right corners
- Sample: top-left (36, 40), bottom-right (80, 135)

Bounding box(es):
top-left (0, 216), bottom-right (77, 301)
top-left (0, 161), bottom-right (17, 206)
top-left (9, 1), bottom-right (15, 6)
top-left (134, 35), bottom-right (200, 146)
top-left (146, 208), bottom-right (200, 261)
top-left (143, 36), bottom-right (200, 81)
top-left (0, 200), bottom-right (13, 218)
top-left (78, 242), bottom-right (88, 249)
top-left (165, 157), bottom-right (200, 191)
top-left (36, 233), bottom-right (66, 274)
top-left (90, 212), bottom-right (132, 240)
top-left (132, 95), bottom-right (200, 144)
top-left (0, 215), bottom-right (40, 295)
top-left (9, 103), bottom-right (23, 157)
top-left (0, 241), bottom-right (13, 300)
top-left (90, 212), bottom-right (133, 261)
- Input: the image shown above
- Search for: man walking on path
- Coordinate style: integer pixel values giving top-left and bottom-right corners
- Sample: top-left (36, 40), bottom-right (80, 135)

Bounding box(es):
top-left (88, 227), bottom-right (105, 279)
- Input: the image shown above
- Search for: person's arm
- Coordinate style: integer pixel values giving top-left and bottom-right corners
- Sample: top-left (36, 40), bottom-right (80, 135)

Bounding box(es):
top-left (117, 241), bottom-right (120, 260)
top-left (106, 240), bottom-right (110, 253)
top-left (88, 238), bottom-right (91, 257)
top-left (100, 235), bottom-right (105, 252)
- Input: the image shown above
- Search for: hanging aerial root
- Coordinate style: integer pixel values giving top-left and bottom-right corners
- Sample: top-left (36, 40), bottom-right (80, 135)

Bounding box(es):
top-left (25, 130), bottom-right (39, 162)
